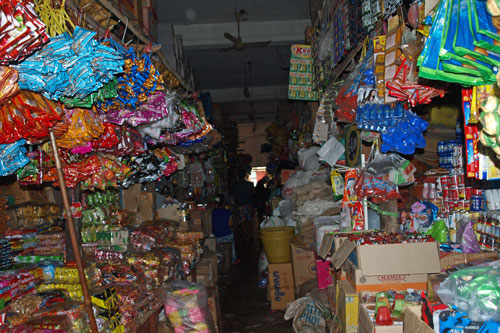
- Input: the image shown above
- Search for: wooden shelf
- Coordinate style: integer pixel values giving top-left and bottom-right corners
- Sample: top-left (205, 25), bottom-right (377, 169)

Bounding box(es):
top-left (66, 0), bottom-right (193, 92)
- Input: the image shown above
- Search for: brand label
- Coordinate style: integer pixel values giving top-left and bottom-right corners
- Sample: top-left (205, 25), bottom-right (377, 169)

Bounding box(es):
top-left (273, 271), bottom-right (285, 301)
top-left (377, 274), bottom-right (408, 282)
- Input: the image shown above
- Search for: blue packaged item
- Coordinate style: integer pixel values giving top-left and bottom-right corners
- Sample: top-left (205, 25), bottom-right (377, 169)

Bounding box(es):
top-left (14, 27), bottom-right (124, 100)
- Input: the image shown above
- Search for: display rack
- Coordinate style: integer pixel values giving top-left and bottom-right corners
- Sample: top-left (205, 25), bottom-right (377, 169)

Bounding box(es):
top-left (65, 0), bottom-right (193, 92)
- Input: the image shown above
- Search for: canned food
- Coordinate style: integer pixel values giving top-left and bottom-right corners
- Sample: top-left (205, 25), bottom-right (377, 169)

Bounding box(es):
top-left (459, 186), bottom-right (466, 199)
top-left (465, 187), bottom-right (472, 200)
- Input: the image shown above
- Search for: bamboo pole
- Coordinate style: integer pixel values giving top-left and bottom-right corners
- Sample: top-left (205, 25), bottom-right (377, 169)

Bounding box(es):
top-left (49, 131), bottom-right (98, 333)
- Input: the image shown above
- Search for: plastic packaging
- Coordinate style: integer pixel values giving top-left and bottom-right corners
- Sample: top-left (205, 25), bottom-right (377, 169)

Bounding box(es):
top-left (0, 0), bottom-right (50, 64)
top-left (164, 281), bottom-right (215, 332)
top-left (13, 27), bottom-right (124, 100)
top-left (438, 260), bottom-right (500, 321)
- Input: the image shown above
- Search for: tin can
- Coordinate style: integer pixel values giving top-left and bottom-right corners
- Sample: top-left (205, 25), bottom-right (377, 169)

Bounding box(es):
top-left (443, 200), bottom-right (450, 213)
top-left (456, 173), bottom-right (465, 186)
top-left (437, 141), bottom-right (446, 154)
top-left (456, 146), bottom-right (464, 168)
top-left (450, 187), bottom-right (459, 201)
top-left (442, 188), bottom-right (450, 199)
top-left (450, 175), bottom-right (458, 187)
top-left (440, 176), bottom-right (450, 188)
top-left (436, 178), bottom-right (442, 190)
top-left (464, 200), bottom-right (471, 211)
top-left (472, 188), bottom-right (483, 196)
top-left (458, 200), bottom-right (466, 210)
top-left (458, 186), bottom-right (466, 200)
top-left (465, 187), bottom-right (472, 200)
top-left (471, 194), bottom-right (482, 211)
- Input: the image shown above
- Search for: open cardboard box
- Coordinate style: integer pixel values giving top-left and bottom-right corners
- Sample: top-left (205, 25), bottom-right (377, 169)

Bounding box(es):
top-left (359, 303), bottom-right (403, 333)
top-left (318, 230), bottom-right (372, 260)
top-left (403, 305), bottom-right (433, 333)
top-left (331, 240), bottom-right (440, 292)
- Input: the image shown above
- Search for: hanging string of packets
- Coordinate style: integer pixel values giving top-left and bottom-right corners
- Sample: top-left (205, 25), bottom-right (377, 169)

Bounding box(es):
top-left (56, 108), bottom-right (104, 150)
top-left (13, 27), bottom-right (124, 100)
top-left (0, 0), bottom-right (49, 64)
top-left (0, 91), bottom-right (63, 144)
top-left (98, 40), bottom-right (164, 113)
top-left (418, 0), bottom-right (500, 85)
top-left (60, 79), bottom-right (118, 108)
top-left (0, 139), bottom-right (29, 176)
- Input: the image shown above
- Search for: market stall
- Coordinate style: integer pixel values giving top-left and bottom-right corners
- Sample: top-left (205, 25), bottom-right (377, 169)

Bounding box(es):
top-left (0, 1), bottom-right (225, 332)
top-left (253, 0), bottom-right (500, 331)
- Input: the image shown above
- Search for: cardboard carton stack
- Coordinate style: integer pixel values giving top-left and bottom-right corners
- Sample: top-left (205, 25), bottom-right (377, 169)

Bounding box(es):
top-left (268, 263), bottom-right (295, 310)
top-left (324, 236), bottom-right (442, 333)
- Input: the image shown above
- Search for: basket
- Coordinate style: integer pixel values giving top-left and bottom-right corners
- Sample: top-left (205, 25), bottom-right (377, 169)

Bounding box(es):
top-left (260, 226), bottom-right (295, 264)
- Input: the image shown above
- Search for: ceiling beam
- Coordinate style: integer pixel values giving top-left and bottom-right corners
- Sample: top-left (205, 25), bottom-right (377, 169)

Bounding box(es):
top-left (173, 19), bottom-right (310, 50)
top-left (209, 85), bottom-right (289, 103)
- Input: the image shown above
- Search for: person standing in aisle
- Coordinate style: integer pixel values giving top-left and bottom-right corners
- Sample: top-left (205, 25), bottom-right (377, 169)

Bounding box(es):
top-left (232, 167), bottom-right (255, 242)
top-left (212, 195), bottom-right (241, 265)
top-left (254, 171), bottom-right (272, 223)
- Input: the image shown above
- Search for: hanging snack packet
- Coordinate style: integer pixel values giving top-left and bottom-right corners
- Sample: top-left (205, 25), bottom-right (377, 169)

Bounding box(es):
top-left (0, 66), bottom-right (19, 105)
top-left (331, 170), bottom-right (344, 201)
top-left (0, 0), bottom-right (50, 64)
top-left (0, 139), bottom-right (29, 176)
top-left (56, 108), bottom-right (104, 149)
top-left (13, 27), bottom-right (124, 100)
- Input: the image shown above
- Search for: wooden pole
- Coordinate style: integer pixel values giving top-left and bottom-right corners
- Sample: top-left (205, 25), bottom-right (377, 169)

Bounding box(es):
top-left (379, 199), bottom-right (400, 233)
top-left (49, 131), bottom-right (98, 333)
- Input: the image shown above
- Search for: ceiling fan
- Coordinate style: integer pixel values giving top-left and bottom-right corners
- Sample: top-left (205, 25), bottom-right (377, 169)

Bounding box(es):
top-left (220, 9), bottom-right (271, 52)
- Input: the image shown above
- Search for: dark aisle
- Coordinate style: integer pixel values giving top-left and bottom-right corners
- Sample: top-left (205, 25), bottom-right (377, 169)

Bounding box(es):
top-left (218, 224), bottom-right (293, 333)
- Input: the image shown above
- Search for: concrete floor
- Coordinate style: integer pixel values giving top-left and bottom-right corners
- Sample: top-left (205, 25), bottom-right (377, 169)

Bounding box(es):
top-left (218, 228), bottom-right (293, 333)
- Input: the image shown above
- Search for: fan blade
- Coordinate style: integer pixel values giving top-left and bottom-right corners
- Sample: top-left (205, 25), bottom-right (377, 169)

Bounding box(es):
top-left (244, 41), bottom-right (271, 48)
top-left (223, 32), bottom-right (238, 43)
top-left (218, 47), bottom-right (234, 52)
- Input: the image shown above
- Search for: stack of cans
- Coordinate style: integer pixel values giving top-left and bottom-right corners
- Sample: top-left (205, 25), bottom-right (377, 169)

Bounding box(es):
top-left (437, 140), bottom-right (463, 169)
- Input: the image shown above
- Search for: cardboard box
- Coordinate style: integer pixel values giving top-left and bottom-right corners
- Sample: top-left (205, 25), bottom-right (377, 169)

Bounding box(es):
top-left (268, 263), bottom-right (295, 310)
top-left (358, 303), bottom-right (403, 333)
top-left (344, 259), bottom-right (428, 292)
top-left (336, 280), bottom-right (359, 333)
top-left (156, 205), bottom-right (181, 221)
top-left (439, 251), bottom-right (498, 270)
top-left (290, 237), bottom-right (317, 286)
top-left (318, 231), bottom-right (371, 259)
top-left (121, 185), bottom-right (154, 224)
top-left (204, 237), bottom-right (216, 253)
top-left (332, 240), bottom-right (440, 292)
top-left (327, 284), bottom-right (336, 312)
top-left (207, 287), bottom-right (221, 331)
top-left (403, 305), bottom-right (433, 333)
top-left (317, 259), bottom-right (333, 289)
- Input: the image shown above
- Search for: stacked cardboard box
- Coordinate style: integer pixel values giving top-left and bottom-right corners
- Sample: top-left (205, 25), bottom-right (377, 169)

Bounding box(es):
top-left (290, 237), bottom-right (317, 286)
top-left (331, 240), bottom-right (441, 292)
top-left (268, 263), bottom-right (295, 310)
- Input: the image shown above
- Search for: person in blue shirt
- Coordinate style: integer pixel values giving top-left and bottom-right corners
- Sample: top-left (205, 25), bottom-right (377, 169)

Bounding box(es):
top-left (212, 195), bottom-right (241, 265)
